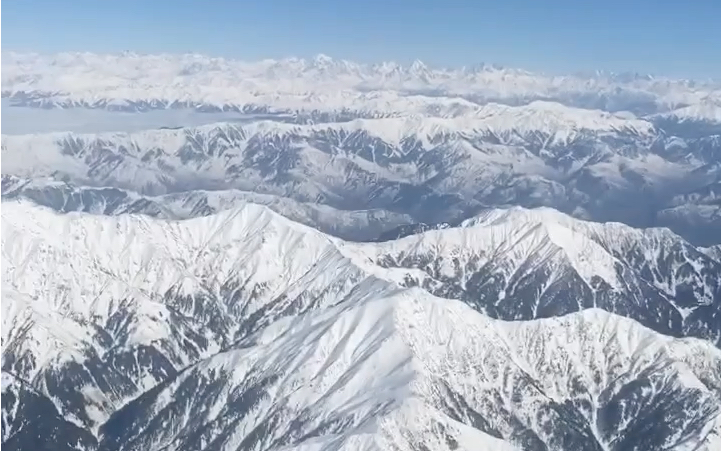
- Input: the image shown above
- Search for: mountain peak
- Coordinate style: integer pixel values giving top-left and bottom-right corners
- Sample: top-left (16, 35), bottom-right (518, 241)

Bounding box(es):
top-left (312, 53), bottom-right (334, 66)
top-left (3, 199), bottom-right (720, 450)
top-left (96, 285), bottom-right (721, 451)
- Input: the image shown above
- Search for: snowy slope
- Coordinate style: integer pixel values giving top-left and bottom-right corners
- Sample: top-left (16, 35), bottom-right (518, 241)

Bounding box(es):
top-left (348, 206), bottom-right (721, 343)
top-left (1, 175), bottom-right (414, 241)
top-left (2, 201), bottom-right (720, 436)
top-left (2, 111), bottom-right (717, 245)
top-left (1, 372), bottom-right (98, 451)
top-left (1, 199), bottom-right (406, 431)
top-left (3, 49), bottom-right (720, 451)
top-left (98, 290), bottom-right (720, 451)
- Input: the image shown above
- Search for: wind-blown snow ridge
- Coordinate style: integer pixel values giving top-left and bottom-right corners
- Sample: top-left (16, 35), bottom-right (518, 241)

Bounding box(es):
top-left (2, 51), bottom-right (719, 117)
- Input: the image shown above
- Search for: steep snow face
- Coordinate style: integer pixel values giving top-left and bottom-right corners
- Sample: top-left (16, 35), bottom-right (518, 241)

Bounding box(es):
top-left (1, 200), bottom-right (402, 431)
top-left (98, 290), bottom-right (721, 451)
top-left (350, 206), bottom-right (721, 344)
top-left (2, 52), bottom-right (718, 115)
top-left (2, 202), bottom-right (720, 451)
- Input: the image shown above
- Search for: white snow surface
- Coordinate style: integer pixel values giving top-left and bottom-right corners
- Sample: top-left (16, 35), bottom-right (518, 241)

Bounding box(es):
top-left (2, 52), bottom-right (718, 116)
top-left (101, 288), bottom-right (720, 451)
top-left (651, 99), bottom-right (722, 123)
top-left (2, 200), bottom-right (720, 450)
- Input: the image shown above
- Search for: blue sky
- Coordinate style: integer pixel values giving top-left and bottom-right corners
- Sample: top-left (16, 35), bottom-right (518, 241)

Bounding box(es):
top-left (3, 0), bottom-right (720, 78)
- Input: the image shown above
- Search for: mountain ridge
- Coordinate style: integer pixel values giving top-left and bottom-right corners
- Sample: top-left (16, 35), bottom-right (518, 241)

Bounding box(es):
top-left (2, 52), bottom-right (719, 112)
top-left (3, 52), bottom-right (720, 119)
top-left (98, 291), bottom-right (721, 451)
top-left (3, 114), bottom-right (718, 245)
top-left (3, 49), bottom-right (721, 451)
top-left (2, 200), bottom-right (720, 450)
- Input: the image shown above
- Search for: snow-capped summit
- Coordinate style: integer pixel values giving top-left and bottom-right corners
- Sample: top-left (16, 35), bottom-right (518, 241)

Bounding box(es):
top-left (98, 291), bottom-right (721, 451)
top-left (2, 51), bottom-right (718, 116)
top-left (465, 204), bottom-right (704, 256)
top-left (350, 204), bottom-right (720, 344)
top-left (652, 99), bottom-right (722, 124)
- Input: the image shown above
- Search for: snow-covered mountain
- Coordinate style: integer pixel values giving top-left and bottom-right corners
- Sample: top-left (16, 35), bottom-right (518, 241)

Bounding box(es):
top-left (2, 111), bottom-right (718, 244)
top-left (100, 295), bottom-right (720, 451)
top-left (2, 201), bottom-right (720, 450)
top-left (350, 206), bottom-right (721, 344)
top-left (3, 52), bottom-right (720, 118)
top-left (0, 175), bottom-right (413, 241)
top-left (3, 51), bottom-right (718, 245)
top-left (2, 50), bottom-right (720, 451)
top-left (2, 372), bottom-right (98, 451)
top-left (649, 99), bottom-right (722, 133)
top-left (2, 200), bottom-right (405, 433)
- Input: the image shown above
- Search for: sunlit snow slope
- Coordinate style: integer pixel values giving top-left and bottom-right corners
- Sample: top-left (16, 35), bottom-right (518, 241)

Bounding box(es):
top-left (2, 201), bottom-right (720, 451)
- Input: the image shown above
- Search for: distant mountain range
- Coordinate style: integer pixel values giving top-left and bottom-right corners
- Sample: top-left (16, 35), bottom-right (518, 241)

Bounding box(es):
top-left (2, 52), bottom-right (720, 121)
top-left (2, 109), bottom-right (719, 245)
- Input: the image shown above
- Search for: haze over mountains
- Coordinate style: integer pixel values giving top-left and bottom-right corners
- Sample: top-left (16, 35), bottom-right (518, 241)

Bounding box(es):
top-left (1, 52), bottom-right (720, 451)
top-left (2, 52), bottom-right (720, 119)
